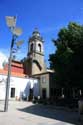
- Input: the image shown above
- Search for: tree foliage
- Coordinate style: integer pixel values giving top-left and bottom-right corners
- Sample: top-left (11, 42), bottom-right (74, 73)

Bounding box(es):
top-left (49, 22), bottom-right (83, 89)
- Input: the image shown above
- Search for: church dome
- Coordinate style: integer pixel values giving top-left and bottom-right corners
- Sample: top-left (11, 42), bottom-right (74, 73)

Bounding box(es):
top-left (32, 28), bottom-right (40, 37)
top-left (29, 28), bottom-right (44, 42)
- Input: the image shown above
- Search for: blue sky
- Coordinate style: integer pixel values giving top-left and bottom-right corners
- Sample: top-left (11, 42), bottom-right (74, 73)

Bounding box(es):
top-left (0, 0), bottom-right (83, 66)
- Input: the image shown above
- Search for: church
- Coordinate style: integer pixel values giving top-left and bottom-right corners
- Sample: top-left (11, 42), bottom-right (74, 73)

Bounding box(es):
top-left (0, 28), bottom-right (54, 101)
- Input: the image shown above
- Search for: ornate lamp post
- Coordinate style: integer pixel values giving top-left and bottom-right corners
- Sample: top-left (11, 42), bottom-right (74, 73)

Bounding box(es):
top-left (4, 16), bottom-right (23, 112)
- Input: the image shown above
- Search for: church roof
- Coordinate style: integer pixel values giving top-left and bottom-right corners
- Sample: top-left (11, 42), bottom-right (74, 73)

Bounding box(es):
top-left (4, 60), bottom-right (24, 74)
top-left (0, 69), bottom-right (27, 78)
top-left (2, 60), bottom-right (29, 77)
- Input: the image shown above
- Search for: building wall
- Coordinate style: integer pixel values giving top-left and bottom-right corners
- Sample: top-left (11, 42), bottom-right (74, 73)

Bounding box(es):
top-left (11, 66), bottom-right (24, 73)
top-left (32, 53), bottom-right (46, 75)
top-left (39, 74), bottom-right (50, 98)
top-left (0, 74), bottom-right (39, 100)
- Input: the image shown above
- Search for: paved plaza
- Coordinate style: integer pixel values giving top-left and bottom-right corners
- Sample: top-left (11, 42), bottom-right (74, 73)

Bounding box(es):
top-left (0, 100), bottom-right (82, 125)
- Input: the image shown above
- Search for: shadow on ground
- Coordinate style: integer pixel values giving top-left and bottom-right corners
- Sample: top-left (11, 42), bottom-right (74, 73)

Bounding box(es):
top-left (18, 103), bottom-right (81, 125)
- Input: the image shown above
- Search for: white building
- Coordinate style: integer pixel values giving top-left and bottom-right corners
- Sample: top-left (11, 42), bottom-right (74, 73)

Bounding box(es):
top-left (0, 69), bottom-right (39, 100)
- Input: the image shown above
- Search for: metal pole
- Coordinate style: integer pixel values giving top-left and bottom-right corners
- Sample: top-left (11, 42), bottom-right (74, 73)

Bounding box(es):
top-left (4, 36), bottom-right (14, 112)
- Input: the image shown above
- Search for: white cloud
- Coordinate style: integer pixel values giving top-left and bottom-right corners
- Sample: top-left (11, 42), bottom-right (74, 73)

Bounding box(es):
top-left (0, 48), bottom-right (9, 58)
top-left (0, 51), bottom-right (8, 69)
top-left (0, 48), bottom-right (26, 69)
top-left (0, 47), bottom-right (27, 61)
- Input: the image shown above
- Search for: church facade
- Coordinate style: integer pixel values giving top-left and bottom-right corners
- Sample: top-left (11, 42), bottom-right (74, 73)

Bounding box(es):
top-left (0, 28), bottom-right (54, 100)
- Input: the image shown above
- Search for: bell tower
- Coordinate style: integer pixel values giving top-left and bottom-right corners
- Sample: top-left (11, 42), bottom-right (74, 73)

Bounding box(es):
top-left (27, 28), bottom-right (46, 75)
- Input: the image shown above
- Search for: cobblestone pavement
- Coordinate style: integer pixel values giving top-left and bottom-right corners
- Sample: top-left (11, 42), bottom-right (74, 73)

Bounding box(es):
top-left (0, 101), bottom-right (82, 125)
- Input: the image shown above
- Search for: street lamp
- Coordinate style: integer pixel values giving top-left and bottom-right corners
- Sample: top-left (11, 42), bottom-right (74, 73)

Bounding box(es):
top-left (4, 16), bottom-right (23, 112)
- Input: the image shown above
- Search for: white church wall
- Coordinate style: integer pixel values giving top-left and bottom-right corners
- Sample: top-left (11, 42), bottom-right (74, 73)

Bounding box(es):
top-left (0, 74), bottom-right (39, 100)
top-left (0, 75), bottom-right (7, 100)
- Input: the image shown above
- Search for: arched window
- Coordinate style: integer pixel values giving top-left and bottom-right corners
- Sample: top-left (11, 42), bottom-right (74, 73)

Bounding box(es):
top-left (30, 43), bottom-right (33, 52)
top-left (38, 43), bottom-right (41, 52)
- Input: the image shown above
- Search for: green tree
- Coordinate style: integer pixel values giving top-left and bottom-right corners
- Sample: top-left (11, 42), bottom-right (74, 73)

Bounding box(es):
top-left (49, 22), bottom-right (83, 90)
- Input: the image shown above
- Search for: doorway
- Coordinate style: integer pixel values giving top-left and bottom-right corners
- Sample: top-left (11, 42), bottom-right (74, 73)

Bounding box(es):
top-left (11, 88), bottom-right (15, 98)
top-left (29, 88), bottom-right (33, 101)
top-left (42, 88), bottom-right (46, 99)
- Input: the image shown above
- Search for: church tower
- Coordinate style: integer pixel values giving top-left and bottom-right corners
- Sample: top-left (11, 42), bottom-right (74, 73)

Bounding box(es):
top-left (27, 28), bottom-right (46, 75)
